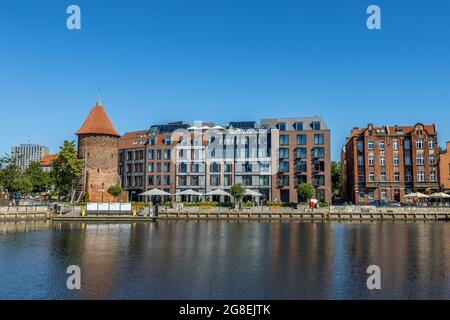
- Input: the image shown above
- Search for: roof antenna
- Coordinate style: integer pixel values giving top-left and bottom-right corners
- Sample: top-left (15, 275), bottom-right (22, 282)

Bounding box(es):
top-left (27, 134), bottom-right (31, 144)
top-left (97, 88), bottom-right (101, 105)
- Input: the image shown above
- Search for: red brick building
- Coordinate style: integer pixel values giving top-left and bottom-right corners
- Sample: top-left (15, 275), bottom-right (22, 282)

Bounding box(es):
top-left (342, 123), bottom-right (439, 204)
top-left (439, 141), bottom-right (450, 193)
top-left (75, 103), bottom-right (122, 202)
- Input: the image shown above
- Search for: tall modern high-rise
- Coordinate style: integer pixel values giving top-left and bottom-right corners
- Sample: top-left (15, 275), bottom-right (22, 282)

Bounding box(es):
top-left (11, 144), bottom-right (49, 170)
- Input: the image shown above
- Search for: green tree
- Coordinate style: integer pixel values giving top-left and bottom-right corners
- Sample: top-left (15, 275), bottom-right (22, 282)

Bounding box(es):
top-left (230, 183), bottom-right (246, 207)
top-left (297, 182), bottom-right (315, 203)
top-left (0, 155), bottom-right (21, 193)
top-left (51, 141), bottom-right (82, 200)
top-left (108, 185), bottom-right (123, 201)
top-left (331, 161), bottom-right (342, 197)
top-left (25, 162), bottom-right (52, 193)
top-left (10, 177), bottom-right (33, 194)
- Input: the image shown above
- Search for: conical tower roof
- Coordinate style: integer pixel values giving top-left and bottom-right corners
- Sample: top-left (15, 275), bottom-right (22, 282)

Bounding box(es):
top-left (76, 103), bottom-right (120, 137)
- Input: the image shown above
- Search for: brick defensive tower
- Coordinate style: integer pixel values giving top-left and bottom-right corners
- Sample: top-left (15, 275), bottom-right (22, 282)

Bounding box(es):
top-left (74, 102), bottom-right (121, 202)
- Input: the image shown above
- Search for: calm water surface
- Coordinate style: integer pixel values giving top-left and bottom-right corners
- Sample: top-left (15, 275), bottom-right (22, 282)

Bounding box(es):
top-left (0, 220), bottom-right (449, 299)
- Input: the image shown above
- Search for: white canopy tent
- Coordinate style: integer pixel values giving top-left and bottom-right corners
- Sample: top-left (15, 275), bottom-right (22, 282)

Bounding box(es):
top-left (175, 189), bottom-right (203, 202)
top-left (429, 192), bottom-right (450, 206)
top-left (404, 192), bottom-right (429, 199)
top-left (204, 189), bottom-right (232, 202)
top-left (139, 188), bottom-right (172, 203)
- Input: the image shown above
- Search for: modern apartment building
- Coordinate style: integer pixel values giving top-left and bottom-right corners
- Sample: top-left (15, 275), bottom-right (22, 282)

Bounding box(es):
top-left (11, 144), bottom-right (50, 170)
top-left (119, 117), bottom-right (331, 203)
top-left (260, 117), bottom-right (331, 203)
top-left (439, 141), bottom-right (450, 193)
top-left (342, 123), bottom-right (440, 204)
top-left (119, 122), bottom-right (189, 201)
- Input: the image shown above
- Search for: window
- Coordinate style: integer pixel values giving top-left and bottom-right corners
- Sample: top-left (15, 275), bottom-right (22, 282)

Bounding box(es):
top-left (211, 175), bottom-right (220, 186)
top-left (430, 171), bottom-right (437, 182)
top-left (179, 176), bottom-right (187, 186)
top-left (358, 156), bottom-right (364, 167)
top-left (192, 163), bottom-right (200, 173)
top-left (381, 172), bottom-right (386, 182)
top-left (394, 172), bottom-right (400, 182)
top-left (359, 192), bottom-right (365, 201)
top-left (278, 175), bottom-right (289, 186)
top-left (280, 135), bottom-right (289, 145)
top-left (380, 156), bottom-right (385, 166)
top-left (416, 155), bottom-right (424, 166)
top-left (314, 147), bottom-right (325, 158)
top-left (313, 175), bottom-right (325, 187)
top-left (149, 137), bottom-right (156, 146)
top-left (297, 134), bottom-right (307, 145)
top-left (259, 176), bottom-right (270, 186)
top-left (394, 156), bottom-right (399, 166)
top-left (358, 173), bottom-right (364, 182)
top-left (279, 148), bottom-right (289, 159)
top-left (379, 140), bottom-right (385, 150)
top-left (211, 162), bottom-right (220, 173)
top-left (368, 191), bottom-right (374, 200)
top-left (296, 160), bottom-right (307, 173)
top-left (279, 161), bottom-right (289, 172)
top-left (314, 134), bottom-right (324, 145)
top-left (311, 121), bottom-right (321, 130)
top-left (296, 148), bottom-right (307, 158)
top-left (368, 140), bottom-right (374, 150)
top-left (405, 155), bottom-right (411, 166)
top-left (357, 140), bottom-right (363, 151)
top-left (180, 163), bottom-right (187, 173)
top-left (156, 163), bottom-right (161, 172)
top-left (294, 122), bottom-right (303, 131)
top-left (418, 171), bottom-right (425, 182)
top-left (165, 138), bottom-right (171, 146)
top-left (429, 154), bottom-right (435, 165)
top-left (278, 122), bottom-right (286, 131)
top-left (393, 139), bottom-right (399, 151)
top-left (148, 150), bottom-right (154, 160)
top-left (164, 163), bottom-right (170, 173)
top-left (416, 139), bottom-right (424, 149)
top-left (406, 171), bottom-right (412, 182)
top-left (260, 162), bottom-right (270, 172)
top-left (368, 155), bottom-right (374, 166)
top-left (428, 139), bottom-right (435, 149)
top-left (224, 163), bottom-right (232, 173)
top-left (192, 176), bottom-right (199, 186)
top-left (224, 175), bottom-right (232, 186)
top-left (381, 190), bottom-right (387, 200)
top-left (404, 139), bottom-right (411, 149)
top-left (164, 150), bottom-right (171, 160)
top-left (369, 172), bottom-right (375, 182)
top-left (157, 175), bottom-right (161, 185)
top-left (148, 163), bottom-right (154, 172)
top-left (242, 175), bottom-right (252, 185)
top-left (148, 176), bottom-right (154, 185)
top-left (314, 160), bottom-right (324, 172)
top-left (164, 176), bottom-right (170, 185)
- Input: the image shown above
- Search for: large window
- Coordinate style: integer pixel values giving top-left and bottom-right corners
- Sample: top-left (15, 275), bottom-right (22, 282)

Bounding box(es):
top-left (278, 175), bottom-right (289, 186)
top-left (416, 155), bottom-right (424, 166)
top-left (296, 160), bottom-right (307, 173)
top-left (393, 139), bottom-right (398, 151)
top-left (294, 122), bottom-right (303, 131)
top-left (280, 135), bottom-right (289, 145)
top-left (314, 147), bottom-right (325, 158)
top-left (180, 163), bottom-right (187, 173)
top-left (379, 140), bottom-right (385, 150)
top-left (418, 171), bottom-right (425, 182)
top-left (297, 134), bottom-right (307, 145)
top-left (259, 176), bottom-right (270, 186)
top-left (313, 175), bottom-right (325, 187)
top-left (314, 160), bottom-right (324, 172)
top-left (368, 140), bottom-right (374, 150)
top-left (192, 176), bottom-right (199, 186)
top-left (296, 148), bottom-right (307, 158)
top-left (314, 134), bottom-right (324, 145)
top-left (428, 139), bottom-right (435, 149)
top-left (279, 148), bottom-right (289, 159)
top-left (211, 175), bottom-right (220, 186)
top-left (279, 161), bottom-right (289, 172)
top-left (416, 139), bottom-right (424, 149)
top-left (368, 155), bottom-right (374, 166)
top-left (211, 162), bottom-right (220, 173)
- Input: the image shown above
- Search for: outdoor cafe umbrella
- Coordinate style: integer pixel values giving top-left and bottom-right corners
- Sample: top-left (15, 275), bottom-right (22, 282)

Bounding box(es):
top-left (175, 189), bottom-right (203, 202)
top-left (244, 189), bottom-right (262, 197)
top-left (404, 192), bottom-right (429, 199)
top-left (204, 189), bottom-right (232, 201)
top-left (139, 188), bottom-right (172, 203)
top-left (429, 192), bottom-right (450, 206)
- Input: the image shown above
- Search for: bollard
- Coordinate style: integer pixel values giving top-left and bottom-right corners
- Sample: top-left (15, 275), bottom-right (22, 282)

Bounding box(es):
top-left (81, 208), bottom-right (86, 217)
top-left (133, 209), bottom-right (137, 217)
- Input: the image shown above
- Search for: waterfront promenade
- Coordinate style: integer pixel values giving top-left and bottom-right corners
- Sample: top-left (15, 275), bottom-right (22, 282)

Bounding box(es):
top-left (2, 204), bottom-right (447, 222)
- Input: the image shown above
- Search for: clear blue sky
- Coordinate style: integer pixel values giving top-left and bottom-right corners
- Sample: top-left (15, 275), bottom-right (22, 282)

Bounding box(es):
top-left (1, 0), bottom-right (449, 160)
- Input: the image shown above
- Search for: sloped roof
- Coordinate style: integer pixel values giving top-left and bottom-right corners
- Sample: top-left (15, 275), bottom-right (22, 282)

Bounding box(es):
top-left (76, 103), bottom-right (120, 137)
top-left (40, 154), bottom-right (58, 166)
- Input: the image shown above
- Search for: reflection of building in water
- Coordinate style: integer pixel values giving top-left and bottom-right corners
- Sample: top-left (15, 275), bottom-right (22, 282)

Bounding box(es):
top-left (0, 221), bottom-right (52, 234)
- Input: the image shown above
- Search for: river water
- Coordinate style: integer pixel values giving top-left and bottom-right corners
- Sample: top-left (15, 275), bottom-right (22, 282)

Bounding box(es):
top-left (0, 220), bottom-right (449, 299)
